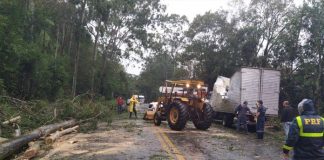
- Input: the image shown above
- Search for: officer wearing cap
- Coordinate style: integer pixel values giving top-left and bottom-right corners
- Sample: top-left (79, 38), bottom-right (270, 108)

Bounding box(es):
top-left (282, 99), bottom-right (324, 160)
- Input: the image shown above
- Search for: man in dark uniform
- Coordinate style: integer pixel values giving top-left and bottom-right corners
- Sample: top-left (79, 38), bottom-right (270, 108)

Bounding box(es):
top-left (256, 100), bottom-right (266, 139)
top-left (235, 101), bottom-right (252, 133)
top-left (282, 99), bottom-right (324, 160)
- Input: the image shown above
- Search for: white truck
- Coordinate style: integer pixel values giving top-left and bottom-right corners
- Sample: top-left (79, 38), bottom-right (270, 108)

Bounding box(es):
top-left (209, 67), bottom-right (280, 129)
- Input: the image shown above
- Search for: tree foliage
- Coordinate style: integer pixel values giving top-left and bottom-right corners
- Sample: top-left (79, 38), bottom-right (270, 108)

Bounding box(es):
top-left (0, 0), bottom-right (164, 100)
top-left (0, 0), bottom-right (323, 112)
top-left (176, 0), bottom-right (324, 110)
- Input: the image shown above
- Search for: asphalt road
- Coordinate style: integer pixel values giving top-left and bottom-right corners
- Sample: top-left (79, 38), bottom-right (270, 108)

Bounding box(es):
top-left (39, 103), bottom-right (284, 160)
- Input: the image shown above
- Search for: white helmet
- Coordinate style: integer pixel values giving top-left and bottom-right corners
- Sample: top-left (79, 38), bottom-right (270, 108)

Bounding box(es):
top-left (297, 99), bottom-right (314, 115)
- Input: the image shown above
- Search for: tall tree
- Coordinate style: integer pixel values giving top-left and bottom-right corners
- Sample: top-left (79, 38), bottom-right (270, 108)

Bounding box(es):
top-left (184, 11), bottom-right (238, 88)
top-left (241, 0), bottom-right (296, 67)
top-left (72, 0), bottom-right (87, 97)
top-left (302, 0), bottom-right (324, 110)
top-left (94, 0), bottom-right (164, 95)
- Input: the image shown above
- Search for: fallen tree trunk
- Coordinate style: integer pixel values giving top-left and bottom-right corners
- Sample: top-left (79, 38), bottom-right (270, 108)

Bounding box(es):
top-left (2, 116), bottom-right (21, 125)
top-left (45, 125), bottom-right (79, 144)
top-left (21, 141), bottom-right (42, 160)
top-left (0, 119), bottom-right (76, 160)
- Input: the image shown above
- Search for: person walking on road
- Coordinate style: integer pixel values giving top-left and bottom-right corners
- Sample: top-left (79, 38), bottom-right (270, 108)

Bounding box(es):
top-left (129, 95), bottom-right (139, 119)
top-left (256, 100), bottom-right (267, 139)
top-left (235, 101), bottom-right (252, 133)
top-left (116, 96), bottom-right (124, 114)
top-left (281, 100), bottom-right (295, 140)
top-left (282, 99), bottom-right (324, 160)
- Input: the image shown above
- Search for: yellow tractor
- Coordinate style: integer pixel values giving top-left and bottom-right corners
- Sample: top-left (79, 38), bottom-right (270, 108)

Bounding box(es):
top-left (154, 80), bottom-right (213, 131)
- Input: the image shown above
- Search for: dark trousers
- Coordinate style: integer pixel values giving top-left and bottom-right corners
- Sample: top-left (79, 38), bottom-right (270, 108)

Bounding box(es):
top-left (256, 118), bottom-right (265, 139)
top-left (236, 117), bottom-right (248, 132)
top-left (117, 105), bottom-right (122, 114)
top-left (129, 106), bottom-right (137, 118)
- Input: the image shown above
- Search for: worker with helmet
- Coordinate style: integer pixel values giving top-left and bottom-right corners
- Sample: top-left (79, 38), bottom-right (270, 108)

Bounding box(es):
top-left (128, 95), bottom-right (139, 119)
top-left (282, 99), bottom-right (324, 160)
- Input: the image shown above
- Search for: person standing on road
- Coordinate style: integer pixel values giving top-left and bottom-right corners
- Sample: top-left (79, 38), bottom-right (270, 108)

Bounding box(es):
top-left (256, 100), bottom-right (267, 139)
top-left (235, 101), bottom-right (252, 133)
top-left (282, 99), bottom-right (324, 160)
top-left (116, 96), bottom-right (124, 114)
top-left (281, 101), bottom-right (295, 140)
top-left (129, 95), bottom-right (139, 119)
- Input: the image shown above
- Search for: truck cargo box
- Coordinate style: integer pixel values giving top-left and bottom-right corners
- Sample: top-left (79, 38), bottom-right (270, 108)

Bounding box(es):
top-left (210, 67), bottom-right (280, 116)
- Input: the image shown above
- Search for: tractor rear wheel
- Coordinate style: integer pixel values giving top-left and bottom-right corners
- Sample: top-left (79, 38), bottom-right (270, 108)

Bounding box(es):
top-left (167, 101), bottom-right (188, 131)
top-left (192, 103), bottom-right (213, 130)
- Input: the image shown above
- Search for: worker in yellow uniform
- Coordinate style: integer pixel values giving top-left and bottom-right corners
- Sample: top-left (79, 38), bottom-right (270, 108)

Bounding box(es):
top-left (129, 95), bottom-right (139, 119)
top-left (282, 99), bottom-right (324, 160)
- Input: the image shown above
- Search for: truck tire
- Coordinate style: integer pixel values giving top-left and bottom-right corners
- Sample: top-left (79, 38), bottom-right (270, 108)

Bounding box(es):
top-left (154, 112), bottom-right (161, 126)
top-left (222, 114), bottom-right (234, 127)
top-left (247, 124), bottom-right (256, 132)
top-left (167, 101), bottom-right (188, 131)
top-left (192, 103), bottom-right (213, 130)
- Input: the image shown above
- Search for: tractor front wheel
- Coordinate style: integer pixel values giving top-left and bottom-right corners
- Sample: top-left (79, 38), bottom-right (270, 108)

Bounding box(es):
top-left (167, 101), bottom-right (188, 131)
top-left (192, 103), bottom-right (213, 130)
top-left (154, 112), bottom-right (162, 126)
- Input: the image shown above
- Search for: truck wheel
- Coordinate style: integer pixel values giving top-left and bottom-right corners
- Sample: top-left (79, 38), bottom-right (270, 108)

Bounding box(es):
top-left (167, 101), bottom-right (188, 131)
top-left (247, 124), bottom-right (256, 132)
top-left (192, 103), bottom-right (213, 130)
top-left (222, 114), bottom-right (234, 127)
top-left (154, 112), bottom-right (161, 126)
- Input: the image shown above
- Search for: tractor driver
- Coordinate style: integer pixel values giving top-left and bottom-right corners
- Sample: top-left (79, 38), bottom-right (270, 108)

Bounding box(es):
top-left (187, 88), bottom-right (196, 98)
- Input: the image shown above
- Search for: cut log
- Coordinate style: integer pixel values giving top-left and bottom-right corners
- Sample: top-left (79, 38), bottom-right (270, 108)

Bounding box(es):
top-left (2, 116), bottom-right (21, 125)
top-left (0, 119), bottom-right (76, 160)
top-left (45, 125), bottom-right (79, 144)
top-left (21, 141), bottom-right (42, 160)
top-left (0, 137), bottom-right (8, 144)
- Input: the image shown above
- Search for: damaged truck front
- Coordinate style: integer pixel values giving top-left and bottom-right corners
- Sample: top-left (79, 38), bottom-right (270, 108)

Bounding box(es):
top-left (209, 67), bottom-right (281, 131)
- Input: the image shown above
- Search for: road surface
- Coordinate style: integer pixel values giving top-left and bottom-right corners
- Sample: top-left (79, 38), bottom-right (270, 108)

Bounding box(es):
top-left (39, 104), bottom-right (284, 160)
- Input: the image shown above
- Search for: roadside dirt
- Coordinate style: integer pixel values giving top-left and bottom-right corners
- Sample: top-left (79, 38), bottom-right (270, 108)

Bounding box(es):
top-left (37, 104), bottom-right (284, 160)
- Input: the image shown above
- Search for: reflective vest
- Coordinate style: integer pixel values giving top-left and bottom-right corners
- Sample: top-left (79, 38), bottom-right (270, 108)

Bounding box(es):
top-left (296, 116), bottom-right (324, 138)
top-left (283, 115), bottom-right (324, 159)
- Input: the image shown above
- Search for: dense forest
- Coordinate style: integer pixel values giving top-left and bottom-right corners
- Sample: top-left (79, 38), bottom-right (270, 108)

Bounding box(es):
top-left (0, 0), bottom-right (323, 112)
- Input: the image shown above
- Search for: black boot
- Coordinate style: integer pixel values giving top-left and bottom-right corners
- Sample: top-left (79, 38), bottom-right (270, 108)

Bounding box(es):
top-left (257, 132), bottom-right (264, 139)
top-left (134, 108), bottom-right (137, 119)
top-left (260, 132), bottom-right (264, 139)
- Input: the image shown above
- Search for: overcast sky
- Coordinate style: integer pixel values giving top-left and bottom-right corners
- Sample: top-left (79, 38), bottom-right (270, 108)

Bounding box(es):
top-left (123, 0), bottom-right (303, 75)
top-left (162, 0), bottom-right (231, 21)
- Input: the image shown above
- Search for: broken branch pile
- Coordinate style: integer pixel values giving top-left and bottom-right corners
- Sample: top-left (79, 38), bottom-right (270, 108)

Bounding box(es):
top-left (2, 116), bottom-right (21, 125)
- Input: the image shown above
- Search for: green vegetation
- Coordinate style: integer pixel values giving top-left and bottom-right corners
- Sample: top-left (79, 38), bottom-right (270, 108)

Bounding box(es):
top-left (0, 0), bottom-right (324, 136)
top-left (0, 0), bottom-right (163, 100)
top-left (138, 0), bottom-right (324, 111)
top-left (0, 0), bottom-right (163, 136)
